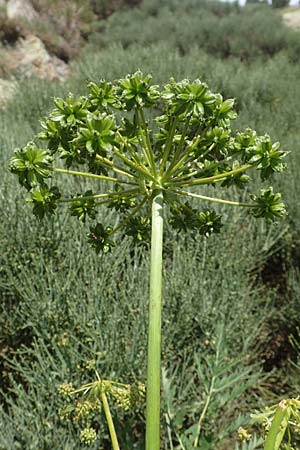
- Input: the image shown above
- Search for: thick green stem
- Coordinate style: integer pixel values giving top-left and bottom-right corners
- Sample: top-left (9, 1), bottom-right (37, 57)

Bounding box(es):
top-left (146, 190), bottom-right (164, 450)
top-left (264, 400), bottom-right (291, 450)
top-left (101, 390), bottom-right (120, 450)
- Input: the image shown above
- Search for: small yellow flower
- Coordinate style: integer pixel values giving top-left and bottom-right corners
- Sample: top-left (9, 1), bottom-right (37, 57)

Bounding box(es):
top-left (238, 426), bottom-right (252, 442)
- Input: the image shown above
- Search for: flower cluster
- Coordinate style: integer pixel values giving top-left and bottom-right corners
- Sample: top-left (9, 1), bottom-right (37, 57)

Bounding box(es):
top-left (9, 72), bottom-right (288, 252)
top-left (58, 383), bottom-right (74, 397)
top-left (58, 375), bottom-right (145, 446)
top-left (109, 380), bottom-right (146, 411)
top-left (80, 427), bottom-right (97, 445)
top-left (249, 398), bottom-right (300, 450)
top-left (169, 202), bottom-right (222, 236)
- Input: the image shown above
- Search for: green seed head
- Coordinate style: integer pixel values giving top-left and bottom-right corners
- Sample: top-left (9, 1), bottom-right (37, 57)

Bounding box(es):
top-left (9, 72), bottom-right (287, 251)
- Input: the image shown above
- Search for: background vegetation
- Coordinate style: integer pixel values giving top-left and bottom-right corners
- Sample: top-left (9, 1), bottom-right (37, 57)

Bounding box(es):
top-left (0, 1), bottom-right (300, 449)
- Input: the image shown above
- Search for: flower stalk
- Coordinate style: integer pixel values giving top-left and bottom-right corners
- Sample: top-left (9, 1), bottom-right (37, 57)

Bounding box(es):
top-left (51, 166), bottom-right (138, 186)
top-left (170, 164), bottom-right (253, 187)
top-left (175, 189), bottom-right (256, 208)
top-left (101, 390), bottom-right (121, 450)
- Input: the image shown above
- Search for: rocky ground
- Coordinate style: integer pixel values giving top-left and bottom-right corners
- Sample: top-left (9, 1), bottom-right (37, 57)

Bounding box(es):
top-left (282, 6), bottom-right (300, 29)
top-left (0, 1), bottom-right (298, 108)
top-left (0, 0), bottom-right (140, 107)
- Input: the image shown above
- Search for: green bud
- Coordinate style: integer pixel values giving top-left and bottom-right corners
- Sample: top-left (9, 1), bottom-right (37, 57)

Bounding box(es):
top-left (80, 427), bottom-right (97, 445)
top-left (9, 143), bottom-right (52, 190)
top-left (130, 381), bottom-right (146, 407)
top-left (251, 187), bottom-right (286, 221)
top-left (28, 184), bottom-right (61, 219)
top-left (74, 400), bottom-right (95, 422)
top-left (118, 71), bottom-right (160, 110)
top-left (58, 383), bottom-right (74, 397)
top-left (88, 223), bottom-right (115, 253)
top-left (70, 190), bottom-right (97, 222)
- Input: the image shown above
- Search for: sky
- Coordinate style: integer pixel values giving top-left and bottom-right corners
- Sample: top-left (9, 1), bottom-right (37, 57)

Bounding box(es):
top-left (222, 0), bottom-right (299, 5)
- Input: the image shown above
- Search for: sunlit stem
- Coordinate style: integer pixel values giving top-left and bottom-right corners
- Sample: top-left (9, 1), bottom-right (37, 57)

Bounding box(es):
top-left (169, 164), bottom-right (253, 187)
top-left (170, 155), bottom-right (236, 184)
top-left (193, 375), bottom-right (216, 448)
top-left (169, 143), bottom-right (215, 181)
top-left (198, 142), bottom-right (216, 160)
top-left (95, 154), bottom-right (136, 179)
top-left (116, 130), bottom-right (144, 164)
top-left (146, 190), bottom-right (164, 450)
top-left (101, 390), bottom-right (120, 450)
top-left (128, 146), bottom-right (147, 167)
top-left (264, 400), bottom-right (291, 450)
top-left (113, 149), bottom-right (156, 182)
top-left (70, 379), bottom-right (130, 396)
top-left (116, 130), bottom-right (149, 170)
top-left (138, 108), bottom-right (157, 177)
top-left (57, 188), bottom-right (140, 204)
top-left (93, 199), bottom-right (116, 207)
top-left (159, 116), bottom-right (179, 175)
top-left (110, 196), bottom-right (147, 235)
top-left (133, 109), bottom-right (153, 171)
top-left (172, 171), bottom-right (199, 183)
top-left (165, 413), bottom-right (174, 450)
top-left (164, 149), bottom-right (192, 181)
top-left (164, 116), bottom-right (191, 179)
top-left (51, 167), bottom-right (138, 186)
top-left (169, 151), bottom-right (247, 184)
top-left (175, 189), bottom-right (256, 208)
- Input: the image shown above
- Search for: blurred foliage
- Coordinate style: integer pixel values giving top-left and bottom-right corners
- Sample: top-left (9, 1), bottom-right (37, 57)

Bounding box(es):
top-left (271, 0), bottom-right (289, 8)
top-left (1, 0), bottom-right (300, 449)
top-left (87, 1), bottom-right (300, 63)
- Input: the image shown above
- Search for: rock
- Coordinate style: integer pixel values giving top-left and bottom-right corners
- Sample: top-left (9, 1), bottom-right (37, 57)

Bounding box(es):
top-left (7, 0), bottom-right (38, 21)
top-left (0, 78), bottom-right (16, 108)
top-left (282, 9), bottom-right (300, 29)
top-left (10, 34), bottom-right (69, 81)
